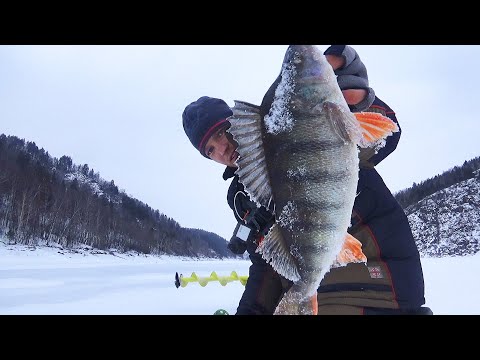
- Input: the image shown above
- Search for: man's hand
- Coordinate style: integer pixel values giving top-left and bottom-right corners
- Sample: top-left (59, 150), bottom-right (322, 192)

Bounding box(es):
top-left (324, 45), bottom-right (376, 112)
top-left (325, 54), bottom-right (345, 71)
top-left (244, 206), bottom-right (275, 236)
top-left (228, 236), bottom-right (247, 255)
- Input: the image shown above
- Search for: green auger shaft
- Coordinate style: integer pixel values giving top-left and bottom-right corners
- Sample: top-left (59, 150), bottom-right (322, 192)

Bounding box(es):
top-left (175, 271), bottom-right (248, 288)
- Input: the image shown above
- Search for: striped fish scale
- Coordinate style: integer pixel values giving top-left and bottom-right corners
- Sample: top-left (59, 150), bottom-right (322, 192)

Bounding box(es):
top-left (267, 101), bottom-right (358, 283)
top-left (227, 45), bottom-right (398, 314)
top-left (227, 45), bottom-right (359, 306)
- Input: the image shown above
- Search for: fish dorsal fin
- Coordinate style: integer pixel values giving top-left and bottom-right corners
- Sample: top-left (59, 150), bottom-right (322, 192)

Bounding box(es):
top-left (227, 100), bottom-right (273, 209)
top-left (354, 112), bottom-right (399, 148)
top-left (257, 223), bottom-right (300, 282)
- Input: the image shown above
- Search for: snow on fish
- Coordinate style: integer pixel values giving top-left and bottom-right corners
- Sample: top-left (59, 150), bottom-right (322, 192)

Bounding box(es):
top-left (227, 45), bottom-right (399, 315)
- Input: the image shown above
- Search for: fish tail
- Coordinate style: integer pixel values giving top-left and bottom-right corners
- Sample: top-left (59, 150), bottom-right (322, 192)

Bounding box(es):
top-left (354, 112), bottom-right (399, 147)
top-left (332, 233), bottom-right (367, 268)
top-left (274, 284), bottom-right (318, 315)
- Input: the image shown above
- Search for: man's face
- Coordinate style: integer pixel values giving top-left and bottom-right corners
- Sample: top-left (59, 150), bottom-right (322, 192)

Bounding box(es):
top-left (204, 124), bottom-right (239, 168)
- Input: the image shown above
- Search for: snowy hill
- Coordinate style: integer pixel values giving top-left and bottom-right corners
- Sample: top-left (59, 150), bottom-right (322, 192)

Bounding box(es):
top-left (406, 176), bottom-right (480, 257)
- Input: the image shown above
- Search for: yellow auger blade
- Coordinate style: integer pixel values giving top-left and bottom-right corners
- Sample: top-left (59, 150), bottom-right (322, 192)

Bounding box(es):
top-left (175, 271), bottom-right (248, 288)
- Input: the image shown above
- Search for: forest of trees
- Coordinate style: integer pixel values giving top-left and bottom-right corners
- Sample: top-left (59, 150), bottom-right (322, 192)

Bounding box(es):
top-left (394, 156), bottom-right (480, 209)
top-left (2, 132), bottom-right (478, 259)
top-left (0, 134), bottom-right (233, 258)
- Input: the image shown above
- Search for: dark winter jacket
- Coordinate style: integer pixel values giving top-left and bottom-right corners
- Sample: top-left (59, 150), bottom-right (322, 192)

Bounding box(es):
top-left (317, 96), bottom-right (425, 310)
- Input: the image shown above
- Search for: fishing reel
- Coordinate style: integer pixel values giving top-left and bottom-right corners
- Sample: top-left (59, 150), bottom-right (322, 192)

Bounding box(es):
top-left (228, 222), bottom-right (251, 255)
top-left (228, 207), bottom-right (276, 255)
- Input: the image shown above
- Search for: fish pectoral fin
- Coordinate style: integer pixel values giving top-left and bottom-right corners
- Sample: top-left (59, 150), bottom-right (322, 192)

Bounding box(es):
top-left (323, 101), bottom-right (363, 144)
top-left (256, 223), bottom-right (300, 282)
top-left (331, 233), bottom-right (367, 269)
top-left (354, 112), bottom-right (399, 148)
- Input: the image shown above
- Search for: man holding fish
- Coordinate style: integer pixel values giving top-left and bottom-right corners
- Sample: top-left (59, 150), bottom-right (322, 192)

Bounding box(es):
top-left (182, 45), bottom-right (431, 315)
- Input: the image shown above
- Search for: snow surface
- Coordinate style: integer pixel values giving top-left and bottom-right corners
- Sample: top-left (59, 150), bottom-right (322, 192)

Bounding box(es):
top-left (0, 240), bottom-right (478, 315)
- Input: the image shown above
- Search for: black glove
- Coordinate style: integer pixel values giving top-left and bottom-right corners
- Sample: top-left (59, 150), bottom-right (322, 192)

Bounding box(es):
top-left (228, 236), bottom-right (247, 255)
top-left (233, 190), bottom-right (275, 235)
top-left (244, 206), bottom-right (275, 236)
top-left (324, 45), bottom-right (376, 112)
top-left (227, 205), bottom-right (276, 255)
top-left (228, 221), bottom-right (253, 255)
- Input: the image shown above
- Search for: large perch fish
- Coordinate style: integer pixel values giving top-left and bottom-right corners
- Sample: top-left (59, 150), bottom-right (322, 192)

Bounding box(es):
top-left (227, 45), bottom-right (399, 315)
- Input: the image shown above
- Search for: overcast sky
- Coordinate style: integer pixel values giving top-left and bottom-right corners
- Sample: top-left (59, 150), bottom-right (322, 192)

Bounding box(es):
top-left (1, 45), bottom-right (478, 241)
top-left (1, 240), bottom-right (477, 315)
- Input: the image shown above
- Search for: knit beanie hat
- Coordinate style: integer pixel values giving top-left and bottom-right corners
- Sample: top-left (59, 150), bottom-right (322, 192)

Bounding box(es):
top-left (182, 96), bottom-right (233, 158)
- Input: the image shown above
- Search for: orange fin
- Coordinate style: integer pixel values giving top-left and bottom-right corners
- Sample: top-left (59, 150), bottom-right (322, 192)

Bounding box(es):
top-left (354, 112), bottom-right (399, 147)
top-left (332, 233), bottom-right (367, 268)
top-left (311, 294), bottom-right (318, 315)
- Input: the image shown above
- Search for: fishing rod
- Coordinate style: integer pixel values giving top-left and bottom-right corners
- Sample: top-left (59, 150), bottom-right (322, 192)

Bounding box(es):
top-left (174, 271), bottom-right (248, 288)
